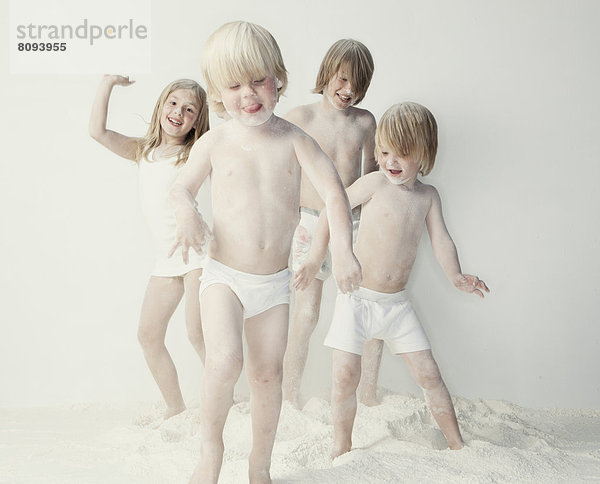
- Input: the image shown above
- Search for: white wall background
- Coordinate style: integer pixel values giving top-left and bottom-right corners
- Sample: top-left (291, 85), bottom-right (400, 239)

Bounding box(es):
top-left (1, 0), bottom-right (599, 409)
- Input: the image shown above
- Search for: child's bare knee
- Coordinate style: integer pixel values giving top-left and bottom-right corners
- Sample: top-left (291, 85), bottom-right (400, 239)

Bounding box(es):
top-left (247, 361), bottom-right (283, 386)
top-left (137, 326), bottom-right (163, 349)
top-left (206, 351), bottom-right (243, 382)
top-left (186, 325), bottom-right (204, 347)
top-left (333, 363), bottom-right (361, 393)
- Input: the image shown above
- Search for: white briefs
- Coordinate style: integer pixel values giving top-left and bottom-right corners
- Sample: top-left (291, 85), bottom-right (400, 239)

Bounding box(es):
top-left (199, 258), bottom-right (291, 319)
top-left (324, 286), bottom-right (431, 355)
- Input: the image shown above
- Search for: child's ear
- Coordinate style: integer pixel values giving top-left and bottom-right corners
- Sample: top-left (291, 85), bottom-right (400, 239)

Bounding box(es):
top-left (276, 77), bottom-right (283, 89)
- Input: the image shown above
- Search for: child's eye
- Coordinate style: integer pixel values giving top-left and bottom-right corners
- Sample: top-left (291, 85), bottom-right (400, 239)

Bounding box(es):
top-left (381, 151), bottom-right (389, 156)
top-left (253, 78), bottom-right (266, 85)
top-left (186, 107), bottom-right (195, 113)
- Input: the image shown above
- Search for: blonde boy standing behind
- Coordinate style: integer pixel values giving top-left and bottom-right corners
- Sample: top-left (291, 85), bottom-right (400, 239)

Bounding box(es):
top-left (169, 22), bottom-right (361, 484)
top-left (295, 102), bottom-right (489, 456)
top-left (284, 39), bottom-right (382, 408)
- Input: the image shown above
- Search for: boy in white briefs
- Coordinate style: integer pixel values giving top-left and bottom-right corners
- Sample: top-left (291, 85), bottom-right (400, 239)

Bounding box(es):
top-left (295, 102), bottom-right (489, 457)
top-left (169, 22), bottom-right (361, 484)
top-left (284, 39), bottom-right (381, 408)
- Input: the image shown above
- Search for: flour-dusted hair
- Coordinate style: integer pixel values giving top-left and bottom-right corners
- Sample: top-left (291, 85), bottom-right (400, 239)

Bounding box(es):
top-left (201, 21), bottom-right (288, 115)
top-left (375, 102), bottom-right (438, 176)
top-left (313, 39), bottom-right (374, 106)
top-left (138, 79), bottom-right (209, 166)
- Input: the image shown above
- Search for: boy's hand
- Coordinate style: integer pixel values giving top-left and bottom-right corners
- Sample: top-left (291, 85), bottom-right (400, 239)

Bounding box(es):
top-left (293, 259), bottom-right (321, 291)
top-left (454, 274), bottom-right (490, 298)
top-left (168, 212), bottom-right (212, 264)
top-left (333, 253), bottom-right (362, 294)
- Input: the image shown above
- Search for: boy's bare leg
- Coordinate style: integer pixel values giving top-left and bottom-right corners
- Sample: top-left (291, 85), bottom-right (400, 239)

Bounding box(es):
top-left (245, 304), bottom-right (289, 484)
top-left (330, 349), bottom-right (362, 459)
top-left (183, 268), bottom-right (205, 365)
top-left (191, 284), bottom-right (244, 484)
top-left (283, 278), bottom-right (324, 407)
top-left (402, 350), bottom-right (464, 449)
top-left (137, 276), bottom-right (185, 418)
top-left (357, 339), bottom-right (384, 406)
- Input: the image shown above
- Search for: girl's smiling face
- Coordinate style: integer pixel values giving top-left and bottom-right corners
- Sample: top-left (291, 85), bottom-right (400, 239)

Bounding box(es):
top-left (160, 89), bottom-right (200, 143)
top-left (219, 75), bottom-right (279, 127)
top-left (378, 145), bottom-right (421, 187)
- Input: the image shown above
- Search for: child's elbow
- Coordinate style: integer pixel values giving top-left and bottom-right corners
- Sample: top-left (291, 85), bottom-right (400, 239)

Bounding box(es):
top-left (89, 124), bottom-right (102, 142)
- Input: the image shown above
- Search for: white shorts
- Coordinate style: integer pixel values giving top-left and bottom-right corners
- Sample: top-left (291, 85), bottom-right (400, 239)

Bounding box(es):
top-left (291, 207), bottom-right (359, 281)
top-left (199, 258), bottom-right (291, 319)
top-left (324, 287), bottom-right (431, 355)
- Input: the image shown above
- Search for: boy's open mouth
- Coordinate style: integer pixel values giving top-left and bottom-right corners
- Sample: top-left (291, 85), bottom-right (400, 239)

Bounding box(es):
top-left (243, 104), bottom-right (262, 114)
top-left (337, 93), bottom-right (352, 103)
top-left (388, 169), bottom-right (402, 176)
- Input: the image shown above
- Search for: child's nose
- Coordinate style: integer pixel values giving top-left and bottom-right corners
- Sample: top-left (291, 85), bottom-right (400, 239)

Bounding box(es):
top-left (242, 83), bottom-right (257, 96)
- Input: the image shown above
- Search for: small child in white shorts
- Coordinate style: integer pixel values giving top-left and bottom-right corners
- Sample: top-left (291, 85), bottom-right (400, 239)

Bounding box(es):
top-left (294, 102), bottom-right (489, 458)
top-left (324, 287), bottom-right (430, 356)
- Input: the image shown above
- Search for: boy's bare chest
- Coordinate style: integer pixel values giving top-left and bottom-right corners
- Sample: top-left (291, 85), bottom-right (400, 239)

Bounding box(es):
top-left (369, 188), bottom-right (431, 227)
top-left (211, 148), bottom-right (300, 189)
top-left (310, 121), bottom-right (364, 162)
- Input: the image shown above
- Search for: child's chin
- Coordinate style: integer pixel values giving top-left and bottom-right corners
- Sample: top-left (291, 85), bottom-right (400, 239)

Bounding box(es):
top-left (238, 112), bottom-right (272, 127)
top-left (384, 173), bottom-right (408, 185)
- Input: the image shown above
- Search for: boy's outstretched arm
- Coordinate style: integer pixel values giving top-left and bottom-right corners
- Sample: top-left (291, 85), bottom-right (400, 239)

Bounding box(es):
top-left (293, 133), bottom-right (360, 293)
top-left (89, 75), bottom-right (139, 161)
top-left (168, 137), bottom-right (213, 263)
top-left (294, 172), bottom-right (380, 291)
top-left (426, 187), bottom-right (490, 298)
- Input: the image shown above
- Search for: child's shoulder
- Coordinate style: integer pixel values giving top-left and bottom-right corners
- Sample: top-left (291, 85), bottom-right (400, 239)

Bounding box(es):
top-left (413, 180), bottom-right (440, 202)
top-left (348, 106), bottom-right (376, 130)
top-left (285, 103), bottom-right (317, 125)
top-left (350, 105), bottom-right (375, 120)
top-left (359, 170), bottom-right (388, 189)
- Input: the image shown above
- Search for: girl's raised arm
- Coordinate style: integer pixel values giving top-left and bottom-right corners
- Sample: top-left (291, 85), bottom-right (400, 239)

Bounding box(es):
top-left (89, 75), bottom-right (139, 161)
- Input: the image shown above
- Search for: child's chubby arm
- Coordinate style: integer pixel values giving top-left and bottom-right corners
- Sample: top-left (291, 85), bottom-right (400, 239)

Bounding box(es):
top-left (292, 131), bottom-right (361, 293)
top-left (89, 75), bottom-right (139, 161)
top-left (425, 186), bottom-right (490, 298)
top-left (168, 136), bottom-right (213, 263)
top-left (294, 172), bottom-right (380, 291)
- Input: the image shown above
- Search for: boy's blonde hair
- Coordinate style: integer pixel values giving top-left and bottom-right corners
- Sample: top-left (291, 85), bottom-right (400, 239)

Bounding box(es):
top-left (313, 39), bottom-right (374, 106)
top-left (138, 79), bottom-right (210, 166)
top-left (201, 21), bottom-right (288, 115)
top-left (375, 102), bottom-right (438, 176)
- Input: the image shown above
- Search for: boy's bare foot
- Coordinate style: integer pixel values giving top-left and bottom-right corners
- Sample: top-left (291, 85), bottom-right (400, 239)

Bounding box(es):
top-left (359, 394), bottom-right (380, 407)
top-left (189, 443), bottom-right (224, 484)
top-left (249, 452), bottom-right (272, 484)
top-left (447, 440), bottom-right (464, 450)
top-left (330, 443), bottom-right (352, 460)
top-left (249, 468), bottom-right (271, 484)
top-left (164, 404), bottom-right (186, 420)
